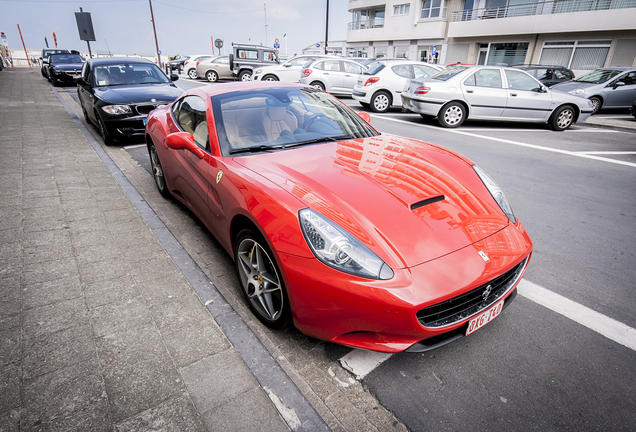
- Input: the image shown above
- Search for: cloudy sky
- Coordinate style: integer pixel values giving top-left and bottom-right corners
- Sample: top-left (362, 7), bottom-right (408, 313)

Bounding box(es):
top-left (1, 0), bottom-right (351, 57)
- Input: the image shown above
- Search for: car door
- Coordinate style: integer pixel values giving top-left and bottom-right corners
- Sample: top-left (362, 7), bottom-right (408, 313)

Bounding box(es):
top-left (461, 68), bottom-right (508, 118)
top-left (77, 62), bottom-right (98, 123)
top-left (279, 56), bottom-right (311, 82)
top-left (320, 60), bottom-right (345, 93)
top-left (603, 71), bottom-right (636, 108)
top-left (171, 95), bottom-right (215, 227)
top-left (212, 57), bottom-right (232, 80)
top-left (502, 69), bottom-right (553, 120)
top-left (342, 60), bottom-right (364, 93)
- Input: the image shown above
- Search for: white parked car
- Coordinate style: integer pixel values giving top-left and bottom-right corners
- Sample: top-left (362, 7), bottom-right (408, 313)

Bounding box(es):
top-left (252, 55), bottom-right (334, 83)
top-left (184, 55), bottom-right (213, 79)
top-left (352, 60), bottom-right (444, 112)
top-left (299, 58), bottom-right (367, 96)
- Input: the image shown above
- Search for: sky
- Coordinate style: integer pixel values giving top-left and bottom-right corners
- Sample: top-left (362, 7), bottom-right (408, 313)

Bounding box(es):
top-left (0, 0), bottom-right (351, 58)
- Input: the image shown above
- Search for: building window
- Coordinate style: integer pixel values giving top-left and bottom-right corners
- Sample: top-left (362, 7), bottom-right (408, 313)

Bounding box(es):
top-left (539, 40), bottom-right (611, 71)
top-left (487, 42), bottom-right (529, 66)
top-left (394, 4), bottom-right (410, 15)
top-left (421, 0), bottom-right (447, 19)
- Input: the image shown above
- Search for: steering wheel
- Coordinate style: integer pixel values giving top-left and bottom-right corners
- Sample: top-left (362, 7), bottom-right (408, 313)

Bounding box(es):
top-left (301, 113), bottom-right (324, 131)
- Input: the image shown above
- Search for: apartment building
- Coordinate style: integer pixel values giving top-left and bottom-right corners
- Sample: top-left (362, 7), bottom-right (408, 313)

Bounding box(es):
top-left (346, 0), bottom-right (636, 75)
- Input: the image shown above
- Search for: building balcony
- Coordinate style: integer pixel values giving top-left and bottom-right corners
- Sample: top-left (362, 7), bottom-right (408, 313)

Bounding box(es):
top-left (449, 0), bottom-right (636, 38)
top-left (348, 0), bottom-right (387, 12)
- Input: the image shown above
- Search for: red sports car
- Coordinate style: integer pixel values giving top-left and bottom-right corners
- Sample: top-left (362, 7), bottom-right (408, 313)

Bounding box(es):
top-left (144, 82), bottom-right (532, 353)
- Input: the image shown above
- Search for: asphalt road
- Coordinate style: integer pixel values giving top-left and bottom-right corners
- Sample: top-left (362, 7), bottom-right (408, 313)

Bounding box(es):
top-left (62, 76), bottom-right (636, 431)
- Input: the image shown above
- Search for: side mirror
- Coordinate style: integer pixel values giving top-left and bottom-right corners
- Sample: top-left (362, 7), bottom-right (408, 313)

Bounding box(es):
top-left (170, 73), bottom-right (179, 81)
top-left (165, 132), bottom-right (205, 158)
top-left (357, 111), bottom-right (371, 123)
top-left (283, 63), bottom-right (292, 68)
top-left (613, 81), bottom-right (625, 89)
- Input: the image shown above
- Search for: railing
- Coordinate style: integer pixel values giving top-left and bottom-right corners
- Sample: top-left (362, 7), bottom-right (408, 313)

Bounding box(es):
top-left (348, 18), bottom-right (385, 30)
top-left (451, 0), bottom-right (636, 22)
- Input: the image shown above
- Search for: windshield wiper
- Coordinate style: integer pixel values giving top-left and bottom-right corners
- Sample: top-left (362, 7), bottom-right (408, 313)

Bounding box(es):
top-left (284, 135), bottom-right (352, 149)
top-left (229, 144), bottom-right (284, 155)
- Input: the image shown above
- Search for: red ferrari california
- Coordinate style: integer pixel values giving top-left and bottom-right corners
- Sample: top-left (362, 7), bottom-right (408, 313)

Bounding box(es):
top-left (144, 82), bottom-right (532, 353)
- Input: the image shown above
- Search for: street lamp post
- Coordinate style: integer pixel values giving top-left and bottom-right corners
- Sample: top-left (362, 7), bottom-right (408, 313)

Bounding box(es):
top-left (149, 0), bottom-right (161, 67)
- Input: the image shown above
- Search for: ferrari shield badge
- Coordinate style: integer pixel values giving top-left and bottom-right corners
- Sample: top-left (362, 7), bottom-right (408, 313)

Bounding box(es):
top-left (216, 170), bottom-right (223, 184)
top-left (478, 251), bottom-right (490, 262)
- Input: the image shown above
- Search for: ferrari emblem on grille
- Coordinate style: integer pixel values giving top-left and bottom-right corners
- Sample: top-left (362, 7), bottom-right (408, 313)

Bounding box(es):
top-left (482, 284), bottom-right (492, 302)
top-left (216, 170), bottom-right (223, 184)
top-left (478, 251), bottom-right (490, 262)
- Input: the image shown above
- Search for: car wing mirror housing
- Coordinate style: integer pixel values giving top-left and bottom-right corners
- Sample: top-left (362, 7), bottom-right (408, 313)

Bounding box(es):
top-left (165, 132), bottom-right (205, 158)
top-left (170, 73), bottom-right (179, 81)
top-left (357, 111), bottom-right (371, 123)
top-left (613, 81), bottom-right (625, 89)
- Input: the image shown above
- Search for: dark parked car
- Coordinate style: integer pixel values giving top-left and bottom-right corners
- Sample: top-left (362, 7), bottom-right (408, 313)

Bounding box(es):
top-left (229, 43), bottom-right (280, 81)
top-left (631, 99), bottom-right (636, 120)
top-left (44, 53), bottom-right (85, 85)
top-left (40, 48), bottom-right (69, 77)
top-left (167, 55), bottom-right (190, 72)
top-left (512, 65), bottom-right (574, 87)
top-left (76, 57), bottom-right (182, 145)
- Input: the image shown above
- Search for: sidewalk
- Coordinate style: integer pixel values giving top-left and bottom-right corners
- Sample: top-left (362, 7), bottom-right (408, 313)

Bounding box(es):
top-left (585, 112), bottom-right (636, 132)
top-left (0, 69), bottom-right (298, 431)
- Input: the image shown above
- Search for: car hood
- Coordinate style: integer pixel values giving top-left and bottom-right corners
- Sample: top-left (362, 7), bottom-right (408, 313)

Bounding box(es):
top-left (51, 63), bottom-right (83, 71)
top-left (550, 81), bottom-right (598, 92)
top-left (94, 84), bottom-right (183, 105)
top-left (235, 134), bottom-right (510, 268)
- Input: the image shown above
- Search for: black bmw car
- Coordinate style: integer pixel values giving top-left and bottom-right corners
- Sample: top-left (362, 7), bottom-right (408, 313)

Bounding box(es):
top-left (77, 57), bottom-right (182, 145)
top-left (44, 53), bottom-right (85, 85)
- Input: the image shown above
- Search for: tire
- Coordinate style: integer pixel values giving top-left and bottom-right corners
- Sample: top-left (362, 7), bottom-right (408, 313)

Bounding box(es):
top-left (370, 91), bottom-right (391, 113)
top-left (310, 81), bottom-right (325, 91)
top-left (239, 70), bottom-right (252, 82)
top-left (187, 68), bottom-right (197, 79)
top-left (262, 74), bottom-right (279, 82)
top-left (206, 70), bottom-right (218, 82)
top-left (589, 96), bottom-right (602, 115)
top-left (549, 105), bottom-right (575, 131)
top-left (437, 102), bottom-right (466, 128)
top-left (359, 102), bottom-right (370, 109)
top-left (234, 228), bottom-right (290, 329)
top-left (97, 115), bottom-right (114, 146)
top-left (149, 142), bottom-right (170, 197)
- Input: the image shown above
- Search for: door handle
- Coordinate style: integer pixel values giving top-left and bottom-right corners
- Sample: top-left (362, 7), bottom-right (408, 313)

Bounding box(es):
top-left (510, 93), bottom-right (518, 97)
top-left (466, 89), bottom-right (474, 93)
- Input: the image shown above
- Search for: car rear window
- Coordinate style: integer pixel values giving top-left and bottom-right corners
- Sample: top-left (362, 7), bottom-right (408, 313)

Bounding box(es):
top-left (363, 62), bottom-right (385, 75)
top-left (430, 65), bottom-right (469, 81)
top-left (573, 69), bottom-right (623, 83)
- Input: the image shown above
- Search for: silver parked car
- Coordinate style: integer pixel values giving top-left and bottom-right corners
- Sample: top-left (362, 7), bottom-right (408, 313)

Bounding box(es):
top-left (195, 55), bottom-right (233, 82)
top-left (299, 58), bottom-right (367, 96)
top-left (252, 54), bottom-right (333, 83)
top-left (550, 67), bottom-right (636, 114)
top-left (352, 60), bottom-right (444, 112)
top-left (401, 65), bottom-right (594, 131)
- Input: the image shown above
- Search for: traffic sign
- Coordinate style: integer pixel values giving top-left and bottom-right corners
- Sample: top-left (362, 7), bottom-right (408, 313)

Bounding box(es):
top-left (274, 43), bottom-right (280, 49)
top-left (432, 45), bottom-right (437, 56)
top-left (157, 49), bottom-right (162, 55)
top-left (275, 38), bottom-right (279, 44)
top-left (215, 39), bottom-right (223, 49)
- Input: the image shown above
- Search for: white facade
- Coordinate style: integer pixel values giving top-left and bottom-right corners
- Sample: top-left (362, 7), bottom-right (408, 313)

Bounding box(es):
top-left (346, 0), bottom-right (636, 73)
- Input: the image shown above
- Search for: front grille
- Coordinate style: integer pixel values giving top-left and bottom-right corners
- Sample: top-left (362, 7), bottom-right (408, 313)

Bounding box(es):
top-left (416, 256), bottom-right (528, 328)
top-left (136, 104), bottom-right (157, 115)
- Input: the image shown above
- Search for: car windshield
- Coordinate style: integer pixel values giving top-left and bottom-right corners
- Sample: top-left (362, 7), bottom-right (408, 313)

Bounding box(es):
top-left (49, 54), bottom-right (84, 64)
top-left (212, 87), bottom-right (378, 156)
top-left (430, 65), bottom-right (469, 81)
top-left (363, 62), bottom-right (385, 75)
top-left (93, 63), bottom-right (170, 86)
top-left (573, 69), bottom-right (623, 84)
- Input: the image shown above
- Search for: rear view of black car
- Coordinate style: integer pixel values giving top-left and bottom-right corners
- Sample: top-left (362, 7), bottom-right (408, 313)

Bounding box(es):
top-left (76, 57), bottom-right (182, 145)
top-left (44, 53), bottom-right (85, 85)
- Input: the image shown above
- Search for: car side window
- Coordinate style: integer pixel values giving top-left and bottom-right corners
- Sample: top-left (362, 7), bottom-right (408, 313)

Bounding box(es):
top-left (535, 69), bottom-right (551, 80)
top-left (323, 60), bottom-right (341, 72)
top-left (505, 69), bottom-right (542, 91)
top-left (288, 57), bottom-right (309, 67)
top-left (81, 62), bottom-right (90, 81)
top-left (238, 49), bottom-right (258, 60)
top-left (175, 96), bottom-right (209, 150)
top-left (264, 51), bottom-right (277, 62)
top-left (465, 69), bottom-right (503, 88)
top-left (413, 65), bottom-right (437, 79)
top-left (343, 61), bottom-right (363, 74)
top-left (618, 71), bottom-right (636, 85)
top-left (213, 57), bottom-right (229, 64)
top-left (392, 64), bottom-right (411, 78)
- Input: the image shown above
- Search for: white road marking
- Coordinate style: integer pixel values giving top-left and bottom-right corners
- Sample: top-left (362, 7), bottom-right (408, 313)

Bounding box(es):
top-left (123, 144), bottom-right (146, 150)
top-left (374, 115), bottom-right (636, 168)
top-left (340, 350), bottom-right (392, 379)
top-left (574, 151), bottom-right (636, 155)
top-left (339, 279), bottom-right (636, 379)
top-left (517, 279), bottom-right (636, 352)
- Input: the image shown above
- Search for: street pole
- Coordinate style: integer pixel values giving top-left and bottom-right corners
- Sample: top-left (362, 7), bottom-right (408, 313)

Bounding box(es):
top-left (149, 0), bottom-right (161, 67)
top-left (264, 3), bottom-right (268, 46)
top-left (324, 0), bottom-right (329, 55)
top-left (17, 24), bottom-right (31, 68)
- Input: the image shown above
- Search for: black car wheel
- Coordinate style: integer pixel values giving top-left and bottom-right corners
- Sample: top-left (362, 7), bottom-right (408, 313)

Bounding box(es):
top-left (97, 115), bottom-right (114, 146)
top-left (206, 70), bottom-right (218, 82)
top-left (438, 102), bottom-right (466, 128)
top-left (263, 74), bottom-right (279, 82)
top-left (589, 96), bottom-right (602, 114)
top-left (235, 228), bottom-right (290, 329)
top-left (188, 68), bottom-right (197, 79)
top-left (239, 70), bottom-right (252, 82)
top-left (149, 142), bottom-right (170, 197)
top-left (371, 91), bottom-right (391, 113)
top-left (549, 105), bottom-right (575, 131)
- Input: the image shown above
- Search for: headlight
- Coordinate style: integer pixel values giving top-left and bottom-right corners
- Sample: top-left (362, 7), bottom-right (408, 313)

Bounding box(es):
top-left (254, 70), bottom-right (263, 75)
top-left (473, 165), bottom-right (516, 224)
top-left (299, 208), bottom-right (394, 280)
top-left (102, 105), bottom-right (132, 115)
top-left (568, 89), bottom-right (585, 95)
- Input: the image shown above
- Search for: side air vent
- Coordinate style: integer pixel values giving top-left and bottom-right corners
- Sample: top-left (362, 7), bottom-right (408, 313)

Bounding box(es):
top-left (411, 195), bottom-right (445, 211)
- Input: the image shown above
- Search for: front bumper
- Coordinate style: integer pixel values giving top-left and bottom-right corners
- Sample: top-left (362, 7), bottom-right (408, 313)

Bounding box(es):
top-left (103, 115), bottom-right (147, 140)
top-left (280, 221), bottom-right (533, 353)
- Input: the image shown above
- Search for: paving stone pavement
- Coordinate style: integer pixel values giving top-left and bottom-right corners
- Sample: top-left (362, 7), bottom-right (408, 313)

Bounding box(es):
top-left (0, 68), bottom-right (292, 431)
